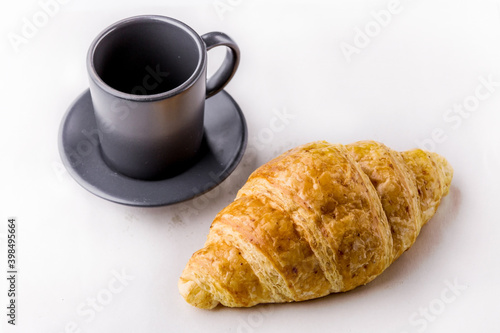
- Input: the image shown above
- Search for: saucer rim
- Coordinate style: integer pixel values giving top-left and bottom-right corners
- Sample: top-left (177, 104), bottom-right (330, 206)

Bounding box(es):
top-left (58, 88), bottom-right (247, 207)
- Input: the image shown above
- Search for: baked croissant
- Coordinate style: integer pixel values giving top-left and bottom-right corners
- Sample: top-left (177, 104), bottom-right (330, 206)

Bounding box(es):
top-left (178, 141), bottom-right (453, 309)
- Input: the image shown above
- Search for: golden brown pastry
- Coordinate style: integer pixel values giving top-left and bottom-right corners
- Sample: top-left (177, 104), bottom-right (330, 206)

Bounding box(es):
top-left (178, 141), bottom-right (453, 309)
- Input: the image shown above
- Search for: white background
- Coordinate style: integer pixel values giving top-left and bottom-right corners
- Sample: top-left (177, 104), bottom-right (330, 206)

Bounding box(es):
top-left (1, 0), bottom-right (500, 332)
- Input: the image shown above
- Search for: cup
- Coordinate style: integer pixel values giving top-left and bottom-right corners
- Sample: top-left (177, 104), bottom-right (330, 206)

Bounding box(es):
top-left (87, 15), bottom-right (240, 180)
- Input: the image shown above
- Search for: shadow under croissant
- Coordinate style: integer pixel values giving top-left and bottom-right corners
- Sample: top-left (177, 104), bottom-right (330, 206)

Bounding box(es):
top-left (208, 184), bottom-right (461, 311)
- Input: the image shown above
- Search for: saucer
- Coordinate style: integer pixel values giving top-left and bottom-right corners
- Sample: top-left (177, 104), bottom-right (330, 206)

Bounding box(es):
top-left (58, 89), bottom-right (247, 207)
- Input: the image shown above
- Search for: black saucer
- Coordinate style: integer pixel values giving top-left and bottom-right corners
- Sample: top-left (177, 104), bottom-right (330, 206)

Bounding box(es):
top-left (58, 89), bottom-right (247, 207)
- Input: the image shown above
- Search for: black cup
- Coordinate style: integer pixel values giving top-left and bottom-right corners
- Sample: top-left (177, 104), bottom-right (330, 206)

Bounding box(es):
top-left (87, 15), bottom-right (240, 180)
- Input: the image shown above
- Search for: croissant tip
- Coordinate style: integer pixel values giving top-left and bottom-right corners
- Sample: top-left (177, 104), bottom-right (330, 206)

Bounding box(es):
top-left (178, 277), bottom-right (220, 309)
top-left (427, 151), bottom-right (454, 194)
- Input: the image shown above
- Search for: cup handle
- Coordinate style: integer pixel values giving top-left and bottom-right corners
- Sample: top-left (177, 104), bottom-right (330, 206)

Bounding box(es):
top-left (201, 32), bottom-right (240, 98)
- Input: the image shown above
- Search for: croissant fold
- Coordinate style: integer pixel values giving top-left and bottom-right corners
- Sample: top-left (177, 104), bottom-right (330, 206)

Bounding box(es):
top-left (178, 141), bottom-right (453, 309)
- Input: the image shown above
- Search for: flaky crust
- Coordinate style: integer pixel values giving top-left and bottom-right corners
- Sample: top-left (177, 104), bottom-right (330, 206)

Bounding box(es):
top-left (179, 141), bottom-right (453, 308)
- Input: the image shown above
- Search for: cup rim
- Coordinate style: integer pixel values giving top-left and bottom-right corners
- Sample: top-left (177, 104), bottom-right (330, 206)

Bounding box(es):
top-left (87, 15), bottom-right (206, 102)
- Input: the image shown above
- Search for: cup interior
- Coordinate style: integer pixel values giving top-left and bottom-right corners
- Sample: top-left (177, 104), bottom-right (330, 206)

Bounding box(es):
top-left (91, 18), bottom-right (201, 96)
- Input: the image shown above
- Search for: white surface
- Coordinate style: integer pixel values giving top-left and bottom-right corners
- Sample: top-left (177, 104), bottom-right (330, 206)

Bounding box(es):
top-left (1, 0), bottom-right (500, 332)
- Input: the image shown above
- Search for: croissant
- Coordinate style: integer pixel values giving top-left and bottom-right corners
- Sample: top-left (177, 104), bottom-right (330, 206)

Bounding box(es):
top-left (178, 141), bottom-right (453, 309)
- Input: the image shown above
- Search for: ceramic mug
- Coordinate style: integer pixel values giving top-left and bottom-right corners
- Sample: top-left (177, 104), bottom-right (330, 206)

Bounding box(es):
top-left (87, 15), bottom-right (240, 180)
